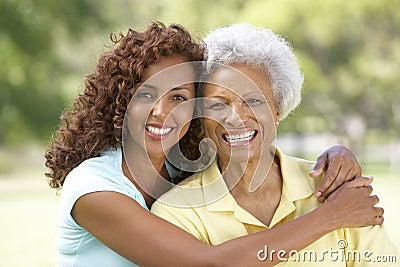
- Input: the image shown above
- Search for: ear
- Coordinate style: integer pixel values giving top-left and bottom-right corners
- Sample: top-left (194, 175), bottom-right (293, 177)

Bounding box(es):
top-left (275, 111), bottom-right (281, 124)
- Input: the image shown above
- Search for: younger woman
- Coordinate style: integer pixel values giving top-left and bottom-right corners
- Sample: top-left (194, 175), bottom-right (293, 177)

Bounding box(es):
top-left (45, 22), bottom-right (381, 267)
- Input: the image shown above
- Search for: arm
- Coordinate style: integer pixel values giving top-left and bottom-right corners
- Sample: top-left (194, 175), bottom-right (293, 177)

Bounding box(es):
top-left (310, 144), bottom-right (362, 202)
top-left (73, 177), bottom-right (383, 267)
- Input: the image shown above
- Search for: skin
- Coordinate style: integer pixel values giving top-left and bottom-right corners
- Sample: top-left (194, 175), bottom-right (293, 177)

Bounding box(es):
top-left (71, 56), bottom-right (383, 267)
top-left (310, 145), bottom-right (362, 201)
top-left (202, 62), bottom-right (383, 232)
top-left (124, 55), bottom-right (196, 203)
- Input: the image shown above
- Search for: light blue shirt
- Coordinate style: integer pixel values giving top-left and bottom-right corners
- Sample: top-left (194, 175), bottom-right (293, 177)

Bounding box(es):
top-left (56, 147), bottom-right (147, 267)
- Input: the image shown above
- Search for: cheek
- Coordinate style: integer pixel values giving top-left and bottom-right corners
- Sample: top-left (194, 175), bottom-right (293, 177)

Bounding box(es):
top-left (203, 118), bottom-right (219, 138)
top-left (253, 104), bottom-right (276, 124)
top-left (126, 105), bottom-right (148, 132)
top-left (178, 121), bottom-right (191, 139)
top-left (172, 102), bottom-right (195, 138)
top-left (174, 103), bottom-right (194, 126)
top-left (129, 102), bottom-right (152, 120)
top-left (257, 114), bottom-right (277, 142)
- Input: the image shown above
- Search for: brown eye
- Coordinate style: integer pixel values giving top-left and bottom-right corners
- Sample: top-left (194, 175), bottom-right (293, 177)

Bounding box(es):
top-left (245, 98), bottom-right (264, 106)
top-left (207, 101), bottom-right (228, 110)
top-left (171, 95), bottom-right (188, 101)
top-left (132, 90), bottom-right (156, 103)
top-left (138, 92), bottom-right (153, 98)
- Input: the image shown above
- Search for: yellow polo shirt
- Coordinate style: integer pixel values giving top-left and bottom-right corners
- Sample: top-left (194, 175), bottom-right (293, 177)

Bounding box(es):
top-left (152, 148), bottom-right (399, 266)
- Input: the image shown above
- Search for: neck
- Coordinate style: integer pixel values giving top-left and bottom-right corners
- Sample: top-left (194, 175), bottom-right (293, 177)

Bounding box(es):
top-left (121, 135), bottom-right (171, 207)
top-left (225, 152), bottom-right (283, 227)
top-left (219, 149), bottom-right (282, 194)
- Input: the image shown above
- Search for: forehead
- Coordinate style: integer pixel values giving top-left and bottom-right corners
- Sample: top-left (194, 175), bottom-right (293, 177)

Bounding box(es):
top-left (203, 63), bottom-right (273, 98)
top-left (140, 55), bottom-right (196, 93)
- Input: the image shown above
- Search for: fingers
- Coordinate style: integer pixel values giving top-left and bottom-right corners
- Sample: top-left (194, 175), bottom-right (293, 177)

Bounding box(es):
top-left (371, 194), bottom-right (379, 205)
top-left (310, 153), bottom-right (327, 178)
top-left (316, 167), bottom-right (366, 202)
top-left (349, 184), bottom-right (373, 199)
top-left (374, 216), bottom-right (384, 225)
top-left (367, 194), bottom-right (383, 225)
top-left (346, 163), bottom-right (362, 180)
top-left (347, 176), bottom-right (374, 188)
top-left (327, 178), bottom-right (384, 228)
top-left (318, 165), bottom-right (351, 201)
top-left (313, 145), bottom-right (363, 200)
top-left (374, 206), bottom-right (384, 216)
top-left (372, 207), bottom-right (385, 225)
top-left (317, 161), bottom-right (362, 199)
top-left (315, 158), bottom-right (341, 199)
top-left (365, 185), bottom-right (373, 195)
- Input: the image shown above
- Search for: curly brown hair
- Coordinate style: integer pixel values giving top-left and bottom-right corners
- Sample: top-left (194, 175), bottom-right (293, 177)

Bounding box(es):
top-left (45, 22), bottom-right (204, 189)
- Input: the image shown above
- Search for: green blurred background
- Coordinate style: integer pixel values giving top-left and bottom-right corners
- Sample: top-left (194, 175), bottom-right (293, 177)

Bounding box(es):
top-left (0, 0), bottom-right (399, 266)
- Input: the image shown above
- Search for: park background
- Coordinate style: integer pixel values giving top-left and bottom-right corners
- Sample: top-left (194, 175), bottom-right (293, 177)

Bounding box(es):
top-left (0, 0), bottom-right (399, 266)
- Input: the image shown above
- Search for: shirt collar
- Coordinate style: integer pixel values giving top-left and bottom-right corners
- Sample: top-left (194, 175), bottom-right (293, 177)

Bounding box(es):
top-left (202, 147), bottom-right (314, 212)
top-left (202, 160), bottom-right (235, 211)
top-left (275, 147), bottom-right (314, 201)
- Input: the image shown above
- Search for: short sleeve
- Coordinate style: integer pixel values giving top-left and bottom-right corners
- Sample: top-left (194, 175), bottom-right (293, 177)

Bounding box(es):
top-left (58, 163), bottom-right (148, 230)
top-left (343, 225), bottom-right (400, 266)
top-left (151, 200), bottom-right (209, 244)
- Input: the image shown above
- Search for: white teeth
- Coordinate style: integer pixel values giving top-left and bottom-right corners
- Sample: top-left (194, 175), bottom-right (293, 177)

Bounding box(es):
top-left (146, 125), bottom-right (172, 135)
top-left (224, 130), bottom-right (256, 143)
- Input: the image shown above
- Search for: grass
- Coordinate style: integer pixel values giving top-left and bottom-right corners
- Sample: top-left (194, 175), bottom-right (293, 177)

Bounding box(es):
top-left (0, 154), bottom-right (398, 267)
top-left (0, 169), bottom-right (58, 267)
top-left (363, 164), bottom-right (400, 249)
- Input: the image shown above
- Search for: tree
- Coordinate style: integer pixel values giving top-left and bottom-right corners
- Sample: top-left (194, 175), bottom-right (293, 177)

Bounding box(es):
top-left (239, 0), bottom-right (400, 137)
top-left (0, 0), bottom-right (110, 144)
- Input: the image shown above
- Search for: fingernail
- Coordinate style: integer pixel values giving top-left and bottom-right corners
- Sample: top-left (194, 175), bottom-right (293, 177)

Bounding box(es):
top-left (316, 191), bottom-right (322, 198)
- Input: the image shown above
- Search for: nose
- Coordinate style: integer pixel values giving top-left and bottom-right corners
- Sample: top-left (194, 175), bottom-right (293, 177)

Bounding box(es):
top-left (224, 102), bottom-right (248, 127)
top-left (150, 97), bottom-right (170, 118)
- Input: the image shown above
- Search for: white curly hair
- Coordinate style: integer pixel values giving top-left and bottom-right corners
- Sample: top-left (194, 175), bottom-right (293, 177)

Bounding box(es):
top-left (203, 23), bottom-right (303, 120)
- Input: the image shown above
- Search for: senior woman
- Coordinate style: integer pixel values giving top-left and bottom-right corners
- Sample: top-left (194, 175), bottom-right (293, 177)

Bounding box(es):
top-left (152, 23), bottom-right (399, 266)
top-left (46, 22), bottom-right (382, 267)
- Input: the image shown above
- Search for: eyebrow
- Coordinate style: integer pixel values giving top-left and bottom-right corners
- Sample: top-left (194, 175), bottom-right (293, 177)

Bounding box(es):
top-left (139, 83), bottom-right (192, 92)
top-left (242, 90), bottom-right (263, 97)
top-left (206, 90), bottom-right (261, 99)
top-left (138, 84), bottom-right (157, 90)
top-left (204, 95), bottom-right (227, 101)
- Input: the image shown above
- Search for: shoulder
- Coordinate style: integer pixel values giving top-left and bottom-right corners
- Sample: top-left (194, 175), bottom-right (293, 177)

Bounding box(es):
top-left (155, 171), bottom-right (205, 209)
top-left (292, 156), bottom-right (322, 188)
top-left (64, 148), bottom-right (123, 190)
top-left (289, 155), bottom-right (316, 174)
top-left (176, 171), bottom-right (204, 187)
top-left (342, 226), bottom-right (400, 258)
top-left (277, 147), bottom-right (315, 174)
top-left (277, 148), bottom-right (321, 191)
top-left (60, 148), bottom-right (147, 214)
top-left (151, 171), bottom-right (210, 243)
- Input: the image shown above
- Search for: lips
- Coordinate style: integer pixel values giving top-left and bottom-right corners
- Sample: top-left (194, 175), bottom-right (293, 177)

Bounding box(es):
top-left (223, 130), bottom-right (257, 145)
top-left (145, 125), bottom-right (173, 140)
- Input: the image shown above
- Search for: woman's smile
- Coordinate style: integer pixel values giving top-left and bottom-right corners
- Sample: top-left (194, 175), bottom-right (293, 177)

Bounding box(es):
top-left (222, 129), bottom-right (258, 147)
top-left (126, 55), bottom-right (196, 156)
top-left (145, 124), bottom-right (174, 141)
top-left (202, 63), bottom-right (278, 162)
